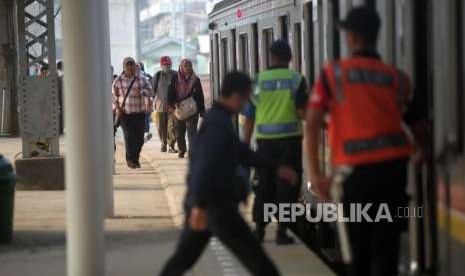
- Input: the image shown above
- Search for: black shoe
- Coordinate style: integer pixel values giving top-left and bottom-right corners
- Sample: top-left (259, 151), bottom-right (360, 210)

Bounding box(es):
top-left (144, 133), bottom-right (153, 142)
top-left (253, 228), bottom-right (265, 243)
top-left (178, 151), bottom-right (185, 158)
top-left (276, 233), bottom-right (295, 245)
top-left (135, 162), bottom-right (141, 168)
top-left (168, 146), bottom-right (178, 153)
top-left (127, 161), bottom-right (137, 169)
top-left (161, 145), bottom-right (167, 152)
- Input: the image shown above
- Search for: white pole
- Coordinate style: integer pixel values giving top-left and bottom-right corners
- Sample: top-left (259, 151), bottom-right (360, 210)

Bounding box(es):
top-left (62, 0), bottom-right (109, 275)
top-left (98, 0), bottom-right (115, 218)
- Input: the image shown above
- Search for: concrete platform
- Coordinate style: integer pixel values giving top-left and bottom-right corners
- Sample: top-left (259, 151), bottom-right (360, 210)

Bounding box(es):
top-left (0, 134), bottom-right (336, 275)
top-left (15, 156), bottom-right (65, 190)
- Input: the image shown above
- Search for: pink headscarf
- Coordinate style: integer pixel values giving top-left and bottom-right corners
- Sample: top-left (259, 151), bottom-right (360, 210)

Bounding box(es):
top-left (176, 59), bottom-right (198, 100)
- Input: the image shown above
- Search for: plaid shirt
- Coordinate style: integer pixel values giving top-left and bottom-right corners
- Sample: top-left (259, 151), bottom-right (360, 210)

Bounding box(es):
top-left (112, 74), bottom-right (153, 114)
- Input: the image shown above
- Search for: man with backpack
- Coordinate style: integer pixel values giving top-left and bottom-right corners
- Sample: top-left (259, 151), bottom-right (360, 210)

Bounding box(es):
top-left (153, 56), bottom-right (178, 153)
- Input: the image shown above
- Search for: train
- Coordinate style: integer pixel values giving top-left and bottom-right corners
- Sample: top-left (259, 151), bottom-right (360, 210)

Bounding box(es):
top-left (208, 0), bottom-right (465, 275)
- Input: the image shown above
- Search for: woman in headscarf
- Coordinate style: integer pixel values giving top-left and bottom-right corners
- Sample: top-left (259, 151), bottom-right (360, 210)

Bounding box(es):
top-left (168, 59), bottom-right (205, 158)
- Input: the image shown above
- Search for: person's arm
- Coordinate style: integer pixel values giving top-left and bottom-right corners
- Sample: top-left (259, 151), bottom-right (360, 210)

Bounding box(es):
top-left (242, 100), bottom-right (256, 145)
top-left (305, 69), bottom-right (332, 200)
top-left (295, 77), bottom-right (309, 119)
top-left (112, 79), bottom-right (121, 112)
top-left (237, 142), bottom-right (298, 185)
top-left (152, 72), bottom-right (160, 96)
top-left (141, 76), bottom-right (154, 98)
top-left (193, 78), bottom-right (205, 115)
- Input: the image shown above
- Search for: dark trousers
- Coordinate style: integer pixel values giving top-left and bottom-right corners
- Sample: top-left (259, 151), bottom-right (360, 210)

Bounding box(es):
top-left (253, 137), bottom-right (303, 233)
top-left (342, 158), bottom-right (408, 276)
top-left (144, 112), bottom-right (151, 133)
top-left (158, 112), bottom-right (176, 148)
top-left (159, 200), bottom-right (281, 276)
top-left (176, 114), bottom-right (199, 153)
top-left (120, 112), bottom-right (146, 163)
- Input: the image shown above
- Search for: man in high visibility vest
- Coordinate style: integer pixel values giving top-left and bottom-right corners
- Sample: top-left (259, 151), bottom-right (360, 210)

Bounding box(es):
top-left (306, 6), bottom-right (423, 276)
top-left (243, 39), bottom-right (308, 245)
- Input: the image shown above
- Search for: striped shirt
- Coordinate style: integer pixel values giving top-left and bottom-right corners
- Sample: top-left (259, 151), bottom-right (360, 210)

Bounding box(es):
top-left (112, 74), bottom-right (154, 114)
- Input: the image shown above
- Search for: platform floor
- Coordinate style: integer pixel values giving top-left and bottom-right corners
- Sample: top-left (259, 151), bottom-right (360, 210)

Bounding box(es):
top-left (0, 132), bottom-right (335, 275)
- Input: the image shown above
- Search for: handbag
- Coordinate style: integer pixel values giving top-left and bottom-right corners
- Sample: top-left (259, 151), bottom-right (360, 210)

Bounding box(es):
top-left (174, 92), bottom-right (198, 121)
top-left (114, 76), bottom-right (137, 132)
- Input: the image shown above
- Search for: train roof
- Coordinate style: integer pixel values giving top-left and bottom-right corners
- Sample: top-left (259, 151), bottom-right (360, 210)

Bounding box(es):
top-left (209, 0), bottom-right (245, 16)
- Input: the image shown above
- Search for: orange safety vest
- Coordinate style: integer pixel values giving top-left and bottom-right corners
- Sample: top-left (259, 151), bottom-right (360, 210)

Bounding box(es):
top-left (324, 57), bottom-right (412, 166)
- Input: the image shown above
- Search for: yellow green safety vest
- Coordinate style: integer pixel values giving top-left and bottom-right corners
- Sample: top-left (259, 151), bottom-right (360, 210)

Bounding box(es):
top-left (253, 68), bottom-right (303, 140)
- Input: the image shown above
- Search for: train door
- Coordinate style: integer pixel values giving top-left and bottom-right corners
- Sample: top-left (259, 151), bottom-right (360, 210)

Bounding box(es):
top-left (237, 26), bottom-right (250, 75)
top-left (432, 0), bottom-right (465, 275)
top-left (379, 0), bottom-right (438, 274)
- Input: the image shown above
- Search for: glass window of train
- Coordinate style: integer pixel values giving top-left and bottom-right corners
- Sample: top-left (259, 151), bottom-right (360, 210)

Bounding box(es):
top-left (305, 2), bottom-right (315, 85)
top-left (252, 23), bottom-right (259, 73)
top-left (240, 34), bottom-right (250, 74)
top-left (280, 16), bottom-right (289, 41)
top-left (294, 23), bottom-right (303, 73)
top-left (221, 38), bottom-right (229, 77)
top-left (263, 28), bottom-right (274, 68)
top-left (231, 29), bottom-right (237, 70)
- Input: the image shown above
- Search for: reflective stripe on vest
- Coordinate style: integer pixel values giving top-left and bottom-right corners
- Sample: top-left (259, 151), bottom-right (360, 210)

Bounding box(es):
top-left (257, 122), bottom-right (299, 136)
top-left (344, 133), bottom-right (409, 154)
top-left (347, 68), bottom-right (394, 86)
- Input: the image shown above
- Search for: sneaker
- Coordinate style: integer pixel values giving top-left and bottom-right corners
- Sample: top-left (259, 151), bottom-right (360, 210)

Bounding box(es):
top-left (168, 146), bottom-right (178, 153)
top-left (276, 233), bottom-right (295, 245)
top-left (161, 145), bottom-right (167, 152)
top-left (144, 133), bottom-right (153, 142)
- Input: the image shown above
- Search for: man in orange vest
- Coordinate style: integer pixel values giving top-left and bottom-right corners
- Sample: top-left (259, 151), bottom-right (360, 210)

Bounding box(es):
top-left (306, 6), bottom-right (421, 276)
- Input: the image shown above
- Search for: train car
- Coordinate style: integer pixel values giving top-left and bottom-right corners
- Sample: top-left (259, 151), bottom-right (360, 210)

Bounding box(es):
top-left (208, 0), bottom-right (465, 275)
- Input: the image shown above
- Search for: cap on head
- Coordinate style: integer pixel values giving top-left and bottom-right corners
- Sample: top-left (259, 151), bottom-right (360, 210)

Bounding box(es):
top-left (160, 56), bottom-right (172, 66)
top-left (123, 57), bottom-right (136, 67)
top-left (270, 39), bottom-right (292, 62)
top-left (339, 6), bottom-right (381, 44)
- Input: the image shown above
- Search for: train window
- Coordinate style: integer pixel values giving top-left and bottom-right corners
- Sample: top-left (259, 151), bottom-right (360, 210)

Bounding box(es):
top-left (221, 38), bottom-right (229, 77)
top-left (231, 29), bottom-right (237, 70)
top-left (280, 16), bottom-right (289, 41)
top-left (263, 28), bottom-right (274, 68)
top-left (252, 23), bottom-right (259, 73)
top-left (239, 34), bottom-right (250, 74)
top-left (294, 23), bottom-right (302, 72)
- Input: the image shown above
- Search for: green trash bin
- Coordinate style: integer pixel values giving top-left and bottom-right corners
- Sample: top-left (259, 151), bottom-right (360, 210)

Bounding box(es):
top-left (0, 154), bottom-right (15, 244)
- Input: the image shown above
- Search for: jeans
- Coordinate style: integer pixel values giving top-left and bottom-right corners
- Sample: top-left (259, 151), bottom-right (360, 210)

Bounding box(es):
top-left (158, 112), bottom-right (177, 148)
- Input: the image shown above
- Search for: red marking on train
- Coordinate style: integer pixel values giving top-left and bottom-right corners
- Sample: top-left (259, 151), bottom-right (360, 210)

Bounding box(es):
top-left (237, 8), bottom-right (242, 18)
